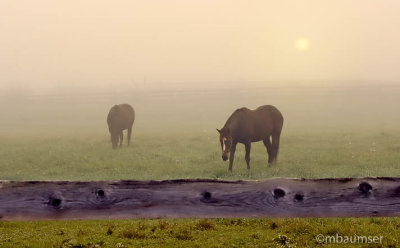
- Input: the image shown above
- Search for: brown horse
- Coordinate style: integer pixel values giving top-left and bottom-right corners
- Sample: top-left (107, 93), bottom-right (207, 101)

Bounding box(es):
top-left (217, 105), bottom-right (283, 171)
top-left (107, 104), bottom-right (135, 149)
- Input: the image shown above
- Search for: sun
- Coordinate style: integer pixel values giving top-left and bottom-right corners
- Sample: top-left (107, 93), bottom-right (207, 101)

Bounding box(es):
top-left (295, 39), bottom-right (309, 51)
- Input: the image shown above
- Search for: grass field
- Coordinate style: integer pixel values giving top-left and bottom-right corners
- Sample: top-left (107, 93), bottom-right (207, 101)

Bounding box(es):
top-left (1, 131), bottom-right (400, 181)
top-left (2, 218), bottom-right (400, 248)
top-left (1, 86), bottom-right (400, 247)
top-left (1, 86), bottom-right (400, 181)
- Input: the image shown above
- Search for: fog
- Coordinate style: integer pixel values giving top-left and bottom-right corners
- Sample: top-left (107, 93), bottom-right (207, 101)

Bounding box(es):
top-left (1, 0), bottom-right (400, 93)
top-left (1, 86), bottom-right (399, 138)
top-left (1, 1), bottom-right (400, 136)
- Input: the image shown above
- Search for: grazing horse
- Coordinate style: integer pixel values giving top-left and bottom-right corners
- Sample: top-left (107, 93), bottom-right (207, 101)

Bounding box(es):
top-left (217, 105), bottom-right (283, 171)
top-left (107, 104), bottom-right (135, 149)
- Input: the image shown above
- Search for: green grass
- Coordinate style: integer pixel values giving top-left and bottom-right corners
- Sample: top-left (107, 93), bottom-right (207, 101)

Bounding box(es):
top-left (1, 131), bottom-right (400, 181)
top-left (1, 218), bottom-right (399, 247)
top-left (2, 131), bottom-right (399, 247)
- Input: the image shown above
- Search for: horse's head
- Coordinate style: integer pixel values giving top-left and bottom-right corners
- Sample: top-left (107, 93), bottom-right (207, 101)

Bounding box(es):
top-left (217, 127), bottom-right (232, 161)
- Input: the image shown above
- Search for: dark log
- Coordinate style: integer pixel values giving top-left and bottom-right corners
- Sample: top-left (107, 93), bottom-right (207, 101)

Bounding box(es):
top-left (1, 178), bottom-right (400, 220)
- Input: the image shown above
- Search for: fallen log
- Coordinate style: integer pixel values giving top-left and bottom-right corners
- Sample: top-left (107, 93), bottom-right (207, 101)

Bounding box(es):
top-left (1, 178), bottom-right (400, 220)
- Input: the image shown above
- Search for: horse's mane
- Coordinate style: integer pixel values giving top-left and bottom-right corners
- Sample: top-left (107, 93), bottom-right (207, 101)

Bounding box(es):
top-left (224, 107), bottom-right (249, 127)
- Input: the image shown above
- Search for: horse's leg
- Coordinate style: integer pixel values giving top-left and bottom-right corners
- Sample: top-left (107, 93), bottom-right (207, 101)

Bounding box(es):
top-left (119, 131), bottom-right (123, 148)
top-left (245, 141), bottom-right (251, 170)
top-left (263, 136), bottom-right (273, 165)
top-left (127, 126), bottom-right (132, 146)
top-left (228, 142), bottom-right (237, 172)
top-left (270, 133), bottom-right (281, 165)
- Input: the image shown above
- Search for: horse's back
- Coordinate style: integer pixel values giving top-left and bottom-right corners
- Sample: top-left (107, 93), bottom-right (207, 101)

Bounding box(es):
top-left (226, 105), bottom-right (282, 142)
top-left (108, 104), bottom-right (135, 130)
top-left (118, 104), bottom-right (135, 125)
top-left (255, 105), bottom-right (282, 116)
top-left (254, 105), bottom-right (283, 132)
top-left (119, 104), bottom-right (135, 120)
top-left (255, 105), bottom-right (283, 122)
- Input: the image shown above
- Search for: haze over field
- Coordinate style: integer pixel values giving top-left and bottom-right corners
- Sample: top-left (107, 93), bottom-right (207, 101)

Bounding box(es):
top-left (1, 86), bottom-right (400, 137)
top-left (1, 0), bottom-right (400, 94)
top-left (1, 0), bottom-right (400, 181)
top-left (0, 0), bottom-right (399, 148)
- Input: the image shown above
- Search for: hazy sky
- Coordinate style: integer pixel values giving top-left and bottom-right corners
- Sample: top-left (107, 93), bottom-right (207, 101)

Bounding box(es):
top-left (1, 0), bottom-right (400, 91)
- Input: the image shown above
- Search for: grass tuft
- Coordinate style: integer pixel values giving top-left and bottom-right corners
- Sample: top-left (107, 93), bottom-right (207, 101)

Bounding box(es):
top-left (120, 227), bottom-right (147, 239)
top-left (195, 219), bottom-right (215, 231)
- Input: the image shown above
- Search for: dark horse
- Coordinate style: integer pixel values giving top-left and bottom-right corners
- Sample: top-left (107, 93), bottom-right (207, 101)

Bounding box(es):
top-left (107, 104), bottom-right (135, 149)
top-left (217, 105), bottom-right (283, 171)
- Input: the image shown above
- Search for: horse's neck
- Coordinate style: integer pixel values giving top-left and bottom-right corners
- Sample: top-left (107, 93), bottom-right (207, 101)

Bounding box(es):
top-left (224, 117), bottom-right (240, 133)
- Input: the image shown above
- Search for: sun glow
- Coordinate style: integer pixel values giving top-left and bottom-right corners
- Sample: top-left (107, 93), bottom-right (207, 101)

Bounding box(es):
top-left (296, 39), bottom-right (309, 51)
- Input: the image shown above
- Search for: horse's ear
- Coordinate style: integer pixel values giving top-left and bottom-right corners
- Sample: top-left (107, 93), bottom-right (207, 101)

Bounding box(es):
top-left (216, 128), bottom-right (221, 133)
